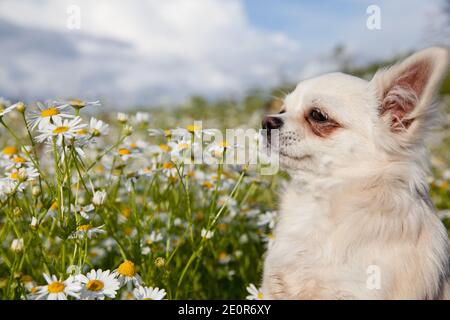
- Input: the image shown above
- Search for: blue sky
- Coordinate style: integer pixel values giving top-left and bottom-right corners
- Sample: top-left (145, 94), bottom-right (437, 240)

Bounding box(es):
top-left (243, 0), bottom-right (363, 51)
top-left (0, 0), bottom-right (446, 107)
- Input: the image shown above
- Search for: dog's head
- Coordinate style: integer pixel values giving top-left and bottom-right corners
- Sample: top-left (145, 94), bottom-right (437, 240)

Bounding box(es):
top-left (262, 47), bottom-right (449, 177)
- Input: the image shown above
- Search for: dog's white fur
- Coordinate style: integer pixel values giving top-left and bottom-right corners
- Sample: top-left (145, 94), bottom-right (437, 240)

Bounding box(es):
top-left (262, 47), bottom-right (450, 299)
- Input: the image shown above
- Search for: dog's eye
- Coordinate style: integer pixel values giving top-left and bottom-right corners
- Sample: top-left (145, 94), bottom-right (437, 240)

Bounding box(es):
top-left (279, 109), bottom-right (286, 114)
top-left (309, 108), bottom-right (328, 122)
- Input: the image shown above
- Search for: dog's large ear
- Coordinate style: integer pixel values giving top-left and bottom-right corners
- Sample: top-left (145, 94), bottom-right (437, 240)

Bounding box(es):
top-left (370, 47), bottom-right (449, 143)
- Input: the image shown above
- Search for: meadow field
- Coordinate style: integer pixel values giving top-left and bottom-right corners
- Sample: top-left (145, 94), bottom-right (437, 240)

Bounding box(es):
top-left (0, 77), bottom-right (449, 300)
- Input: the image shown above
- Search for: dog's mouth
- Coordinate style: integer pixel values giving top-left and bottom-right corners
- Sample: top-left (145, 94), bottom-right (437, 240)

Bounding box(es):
top-left (279, 149), bottom-right (312, 162)
top-left (264, 137), bottom-right (312, 163)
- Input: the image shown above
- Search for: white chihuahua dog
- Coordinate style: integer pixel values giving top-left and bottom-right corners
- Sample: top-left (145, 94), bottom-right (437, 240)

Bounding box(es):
top-left (261, 47), bottom-right (450, 299)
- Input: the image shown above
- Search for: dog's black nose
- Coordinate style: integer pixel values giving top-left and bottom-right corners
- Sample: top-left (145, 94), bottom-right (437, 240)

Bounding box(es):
top-left (262, 116), bottom-right (284, 131)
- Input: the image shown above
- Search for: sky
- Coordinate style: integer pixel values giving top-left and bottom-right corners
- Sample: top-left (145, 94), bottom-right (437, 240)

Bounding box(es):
top-left (0, 0), bottom-right (447, 108)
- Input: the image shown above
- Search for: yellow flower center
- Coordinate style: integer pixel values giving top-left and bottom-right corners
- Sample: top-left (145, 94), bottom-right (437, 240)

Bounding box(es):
top-left (118, 148), bottom-right (131, 155)
top-left (159, 144), bottom-right (170, 152)
top-left (86, 280), bottom-right (104, 292)
top-left (164, 129), bottom-right (171, 137)
top-left (70, 99), bottom-right (85, 107)
top-left (213, 150), bottom-right (224, 157)
top-left (50, 201), bottom-right (59, 210)
top-left (186, 124), bottom-right (200, 133)
top-left (130, 143), bottom-right (138, 149)
top-left (178, 143), bottom-right (189, 150)
top-left (10, 172), bottom-right (19, 180)
top-left (218, 252), bottom-right (229, 260)
top-left (142, 167), bottom-right (152, 174)
top-left (20, 275), bottom-right (33, 283)
top-left (53, 126), bottom-right (69, 134)
top-left (95, 164), bottom-right (105, 173)
top-left (121, 207), bottom-right (131, 218)
top-left (47, 281), bottom-right (65, 293)
top-left (76, 129), bottom-right (88, 135)
top-left (143, 297), bottom-right (154, 300)
top-left (41, 107), bottom-right (59, 117)
top-left (117, 260), bottom-right (136, 277)
top-left (257, 292), bottom-right (263, 299)
top-left (13, 156), bottom-right (27, 163)
top-left (219, 140), bottom-right (229, 148)
top-left (77, 224), bottom-right (92, 231)
top-left (2, 146), bottom-right (17, 155)
top-left (202, 181), bottom-right (214, 189)
top-left (124, 227), bottom-right (133, 236)
top-left (163, 162), bottom-right (174, 169)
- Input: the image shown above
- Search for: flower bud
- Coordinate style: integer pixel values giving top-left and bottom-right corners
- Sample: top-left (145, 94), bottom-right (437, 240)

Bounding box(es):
top-left (11, 238), bottom-right (24, 253)
top-left (30, 217), bottom-right (39, 230)
top-left (32, 186), bottom-right (41, 197)
top-left (92, 190), bottom-right (107, 206)
top-left (117, 112), bottom-right (129, 124)
top-left (123, 125), bottom-right (134, 136)
top-left (154, 257), bottom-right (166, 268)
top-left (15, 102), bottom-right (26, 113)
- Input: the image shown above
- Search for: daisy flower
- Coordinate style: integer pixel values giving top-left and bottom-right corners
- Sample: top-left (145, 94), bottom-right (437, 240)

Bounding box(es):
top-left (161, 162), bottom-right (177, 177)
top-left (35, 116), bottom-right (86, 145)
top-left (117, 147), bottom-right (138, 161)
top-left (206, 140), bottom-right (230, 158)
top-left (133, 286), bottom-right (166, 300)
top-left (62, 99), bottom-right (101, 110)
top-left (261, 232), bottom-right (275, 249)
top-left (7, 167), bottom-right (39, 182)
top-left (27, 101), bottom-right (74, 130)
top-left (246, 283), bottom-right (263, 300)
top-left (148, 128), bottom-right (172, 138)
top-left (138, 165), bottom-right (156, 178)
top-left (217, 195), bottom-right (238, 217)
top-left (20, 275), bottom-right (36, 292)
top-left (77, 269), bottom-right (120, 300)
top-left (257, 211), bottom-right (278, 229)
top-left (0, 101), bottom-right (17, 118)
top-left (92, 190), bottom-right (107, 206)
top-left (144, 231), bottom-right (163, 245)
top-left (46, 200), bottom-right (60, 218)
top-left (32, 274), bottom-right (81, 300)
top-left (1, 145), bottom-right (18, 159)
top-left (5, 154), bottom-right (30, 169)
top-left (10, 238), bottom-right (24, 252)
top-left (218, 252), bottom-right (232, 264)
top-left (72, 204), bottom-right (94, 220)
top-left (90, 117), bottom-right (109, 137)
top-left (113, 260), bottom-right (142, 288)
top-left (117, 112), bottom-right (129, 123)
top-left (0, 97), bottom-right (11, 109)
top-left (121, 290), bottom-right (135, 300)
top-left (201, 228), bottom-right (214, 240)
top-left (132, 112), bottom-right (151, 125)
top-left (0, 178), bottom-right (22, 200)
top-left (30, 217), bottom-right (39, 229)
top-left (69, 224), bottom-right (106, 239)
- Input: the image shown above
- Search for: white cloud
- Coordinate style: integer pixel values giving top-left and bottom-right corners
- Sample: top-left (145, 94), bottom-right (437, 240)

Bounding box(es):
top-left (0, 0), bottom-right (445, 107)
top-left (0, 0), bottom-right (300, 107)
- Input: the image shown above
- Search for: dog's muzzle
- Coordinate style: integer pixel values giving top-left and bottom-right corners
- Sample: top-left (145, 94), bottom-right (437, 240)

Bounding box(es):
top-left (262, 116), bottom-right (283, 143)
